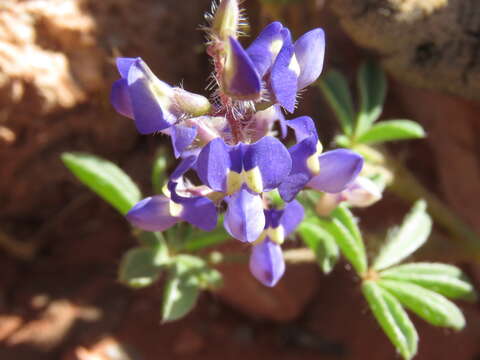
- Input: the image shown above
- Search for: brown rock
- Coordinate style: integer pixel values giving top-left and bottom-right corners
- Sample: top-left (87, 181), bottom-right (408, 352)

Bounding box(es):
top-left (330, 0), bottom-right (480, 102)
top-left (215, 242), bottom-right (320, 322)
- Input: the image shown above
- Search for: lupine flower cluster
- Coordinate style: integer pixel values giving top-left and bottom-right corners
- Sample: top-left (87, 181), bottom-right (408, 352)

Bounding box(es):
top-left (110, 0), bottom-right (365, 286)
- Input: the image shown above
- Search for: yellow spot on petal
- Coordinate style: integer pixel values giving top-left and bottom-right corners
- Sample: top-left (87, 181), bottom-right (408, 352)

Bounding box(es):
top-left (226, 167), bottom-right (264, 194)
top-left (253, 230), bottom-right (268, 245)
top-left (306, 141), bottom-right (323, 175)
top-left (267, 226), bottom-right (285, 245)
top-left (226, 170), bottom-right (243, 195)
top-left (169, 200), bottom-right (183, 218)
top-left (244, 166), bottom-right (263, 194)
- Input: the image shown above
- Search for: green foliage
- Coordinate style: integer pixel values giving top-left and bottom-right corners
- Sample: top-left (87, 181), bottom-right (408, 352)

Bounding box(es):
top-left (62, 152), bottom-right (141, 215)
top-left (298, 217), bottom-right (340, 274)
top-left (356, 60), bottom-right (387, 135)
top-left (362, 281), bottom-right (418, 360)
top-left (313, 209), bottom-right (367, 275)
top-left (380, 263), bottom-right (476, 301)
top-left (182, 219), bottom-right (229, 252)
top-left (318, 61), bottom-right (426, 147)
top-left (118, 245), bottom-right (166, 288)
top-left (152, 148), bottom-right (169, 193)
top-left (318, 70), bottom-right (355, 135)
top-left (373, 201), bottom-right (432, 271)
top-left (356, 120), bottom-right (426, 144)
top-left (162, 255), bottom-right (222, 322)
top-left (379, 279), bottom-right (466, 330)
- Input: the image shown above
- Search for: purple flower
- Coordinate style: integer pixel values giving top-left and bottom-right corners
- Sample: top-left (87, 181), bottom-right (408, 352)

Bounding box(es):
top-left (126, 180), bottom-right (218, 232)
top-left (249, 200), bottom-right (304, 286)
top-left (279, 116), bottom-right (363, 202)
top-left (246, 23), bottom-right (325, 112)
top-left (111, 57), bottom-right (211, 134)
top-left (195, 136), bottom-right (292, 195)
top-left (315, 176), bottom-right (383, 216)
top-left (224, 186), bottom-right (265, 243)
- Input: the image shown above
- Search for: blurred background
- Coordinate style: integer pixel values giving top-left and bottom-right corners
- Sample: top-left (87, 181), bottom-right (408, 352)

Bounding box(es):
top-left (1, 0), bottom-right (480, 359)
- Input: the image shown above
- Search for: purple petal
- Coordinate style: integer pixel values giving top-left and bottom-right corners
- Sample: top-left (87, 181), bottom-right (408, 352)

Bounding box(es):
top-left (127, 58), bottom-right (176, 134)
top-left (170, 155), bottom-right (197, 181)
top-left (167, 181), bottom-right (218, 231)
top-left (270, 43), bottom-right (298, 113)
top-left (287, 116), bottom-right (318, 142)
top-left (224, 187), bottom-right (265, 243)
top-left (278, 136), bottom-right (318, 202)
top-left (307, 149), bottom-right (364, 193)
top-left (196, 138), bottom-right (232, 192)
top-left (281, 200), bottom-right (304, 236)
top-left (179, 196), bottom-right (218, 231)
top-left (294, 28), bottom-right (326, 90)
top-left (110, 79), bottom-right (133, 118)
top-left (265, 208), bottom-right (283, 229)
top-left (116, 57), bottom-right (137, 78)
top-left (223, 37), bottom-right (261, 100)
top-left (243, 136), bottom-right (292, 192)
top-left (249, 240), bottom-right (285, 287)
top-left (126, 196), bottom-right (180, 232)
top-left (246, 22), bottom-right (284, 78)
top-left (171, 125), bottom-right (197, 158)
top-left (343, 176), bottom-right (382, 207)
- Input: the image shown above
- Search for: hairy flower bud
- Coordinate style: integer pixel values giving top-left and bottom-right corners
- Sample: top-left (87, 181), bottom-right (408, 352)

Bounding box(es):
top-left (172, 88), bottom-right (212, 116)
top-left (212, 0), bottom-right (240, 40)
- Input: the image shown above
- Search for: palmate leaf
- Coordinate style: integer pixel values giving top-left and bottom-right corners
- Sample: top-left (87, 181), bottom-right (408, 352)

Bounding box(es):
top-left (362, 280), bottom-right (418, 360)
top-left (62, 152), bottom-right (141, 215)
top-left (318, 70), bottom-right (355, 136)
top-left (118, 246), bottom-right (164, 288)
top-left (162, 255), bottom-right (222, 322)
top-left (356, 60), bottom-right (387, 135)
top-left (380, 263), bottom-right (476, 301)
top-left (356, 120), bottom-right (425, 144)
top-left (298, 217), bottom-right (340, 274)
top-left (379, 279), bottom-right (466, 330)
top-left (314, 212), bottom-right (367, 276)
top-left (373, 200), bottom-right (432, 271)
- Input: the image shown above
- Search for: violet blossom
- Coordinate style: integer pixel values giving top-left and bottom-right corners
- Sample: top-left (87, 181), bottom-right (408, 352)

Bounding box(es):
top-left (111, 0), bottom-right (363, 286)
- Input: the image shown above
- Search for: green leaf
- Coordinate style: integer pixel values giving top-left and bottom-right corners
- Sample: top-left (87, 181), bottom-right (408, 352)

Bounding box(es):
top-left (373, 200), bottom-right (432, 271)
top-left (356, 120), bottom-right (426, 144)
top-left (137, 231), bottom-right (170, 263)
top-left (380, 263), bottom-right (476, 301)
top-left (362, 281), bottom-right (418, 360)
top-left (318, 70), bottom-right (355, 135)
top-left (162, 254), bottom-right (222, 322)
top-left (152, 148), bottom-right (168, 193)
top-left (162, 263), bottom-right (200, 322)
top-left (62, 152), bottom-right (141, 215)
top-left (118, 247), bottom-right (163, 288)
top-left (298, 218), bottom-right (340, 274)
top-left (315, 216), bottom-right (367, 275)
top-left (331, 204), bottom-right (363, 247)
top-left (356, 60), bottom-right (387, 135)
top-left (379, 279), bottom-right (466, 330)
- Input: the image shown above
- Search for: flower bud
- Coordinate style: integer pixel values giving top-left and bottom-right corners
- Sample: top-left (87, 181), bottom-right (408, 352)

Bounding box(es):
top-left (212, 0), bottom-right (240, 40)
top-left (172, 88), bottom-right (212, 117)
